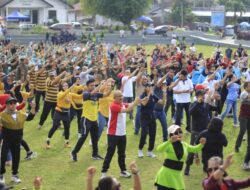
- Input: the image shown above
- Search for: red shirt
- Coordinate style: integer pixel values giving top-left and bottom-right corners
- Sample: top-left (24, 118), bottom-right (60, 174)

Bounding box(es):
top-left (107, 102), bottom-right (128, 136)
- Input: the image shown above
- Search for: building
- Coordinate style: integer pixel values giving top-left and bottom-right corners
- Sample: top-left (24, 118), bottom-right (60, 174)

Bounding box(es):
top-left (0, 0), bottom-right (73, 25)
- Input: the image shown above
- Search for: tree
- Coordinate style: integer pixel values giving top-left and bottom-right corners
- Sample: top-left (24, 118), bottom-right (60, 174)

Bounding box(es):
top-left (217, 0), bottom-right (246, 23)
top-left (81, 0), bottom-right (152, 25)
top-left (169, 0), bottom-right (196, 27)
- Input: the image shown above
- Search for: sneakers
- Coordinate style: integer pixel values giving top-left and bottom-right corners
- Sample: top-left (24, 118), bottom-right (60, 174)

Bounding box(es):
top-left (92, 154), bottom-right (104, 160)
top-left (101, 172), bottom-right (107, 179)
top-left (25, 151), bottom-right (37, 160)
top-left (45, 140), bottom-right (51, 149)
top-left (37, 124), bottom-right (42, 130)
top-left (242, 163), bottom-right (250, 170)
top-left (71, 152), bottom-right (77, 162)
top-left (147, 151), bottom-right (156, 158)
top-left (0, 175), bottom-right (5, 183)
top-left (120, 171), bottom-right (131, 178)
top-left (138, 150), bottom-right (144, 158)
top-left (11, 175), bottom-right (21, 183)
top-left (64, 142), bottom-right (71, 148)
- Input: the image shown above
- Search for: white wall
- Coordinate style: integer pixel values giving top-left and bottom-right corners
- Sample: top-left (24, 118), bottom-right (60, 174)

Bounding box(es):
top-left (45, 0), bottom-right (70, 23)
top-left (95, 15), bottom-right (123, 26)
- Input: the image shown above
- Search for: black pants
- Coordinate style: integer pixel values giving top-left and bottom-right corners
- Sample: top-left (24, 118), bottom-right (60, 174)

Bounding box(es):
top-left (21, 139), bottom-right (30, 152)
top-left (1, 129), bottom-right (22, 175)
top-left (39, 101), bottom-right (56, 126)
top-left (102, 135), bottom-right (127, 172)
top-left (175, 103), bottom-right (190, 129)
top-left (69, 106), bottom-right (82, 133)
top-left (156, 184), bottom-right (178, 190)
top-left (243, 117), bottom-right (250, 163)
top-left (139, 115), bottom-right (156, 151)
top-left (72, 117), bottom-right (99, 156)
top-left (165, 96), bottom-right (175, 119)
top-left (35, 90), bottom-right (46, 112)
top-left (236, 117), bottom-right (250, 150)
top-left (48, 111), bottom-right (70, 140)
top-left (186, 132), bottom-right (199, 166)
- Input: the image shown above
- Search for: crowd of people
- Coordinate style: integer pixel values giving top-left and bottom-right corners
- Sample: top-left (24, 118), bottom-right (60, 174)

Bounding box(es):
top-left (0, 36), bottom-right (249, 190)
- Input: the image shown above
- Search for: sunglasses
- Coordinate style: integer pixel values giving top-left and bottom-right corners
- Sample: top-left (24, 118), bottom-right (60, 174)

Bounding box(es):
top-left (170, 130), bottom-right (183, 137)
top-left (207, 167), bottom-right (218, 173)
top-left (7, 102), bottom-right (16, 105)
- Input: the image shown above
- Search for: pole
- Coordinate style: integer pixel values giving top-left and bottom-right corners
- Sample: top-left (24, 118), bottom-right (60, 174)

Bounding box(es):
top-left (181, 2), bottom-right (183, 28)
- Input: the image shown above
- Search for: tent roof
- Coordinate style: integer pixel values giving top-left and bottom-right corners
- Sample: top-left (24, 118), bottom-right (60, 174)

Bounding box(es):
top-left (6, 10), bottom-right (30, 20)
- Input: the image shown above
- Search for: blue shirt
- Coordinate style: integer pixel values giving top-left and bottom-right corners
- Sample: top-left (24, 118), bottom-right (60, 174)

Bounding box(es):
top-left (227, 83), bottom-right (240, 101)
top-left (140, 93), bottom-right (159, 114)
top-left (192, 70), bottom-right (201, 85)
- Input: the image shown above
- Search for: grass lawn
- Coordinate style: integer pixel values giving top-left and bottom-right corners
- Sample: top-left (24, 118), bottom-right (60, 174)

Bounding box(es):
top-left (5, 45), bottom-right (250, 190)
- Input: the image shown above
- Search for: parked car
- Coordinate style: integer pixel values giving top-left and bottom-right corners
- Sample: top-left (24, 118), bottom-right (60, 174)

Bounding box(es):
top-left (144, 27), bottom-right (155, 35)
top-left (18, 23), bottom-right (36, 30)
top-left (154, 25), bottom-right (168, 36)
top-left (71, 22), bottom-right (81, 29)
top-left (49, 23), bottom-right (72, 30)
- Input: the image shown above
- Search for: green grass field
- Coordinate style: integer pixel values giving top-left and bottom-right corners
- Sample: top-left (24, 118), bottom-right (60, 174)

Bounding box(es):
top-left (4, 45), bottom-right (250, 190)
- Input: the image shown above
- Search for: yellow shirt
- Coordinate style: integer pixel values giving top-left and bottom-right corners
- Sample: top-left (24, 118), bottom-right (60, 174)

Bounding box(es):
top-left (56, 89), bottom-right (82, 112)
top-left (0, 82), bottom-right (4, 94)
top-left (98, 91), bottom-right (114, 118)
top-left (82, 92), bottom-right (103, 121)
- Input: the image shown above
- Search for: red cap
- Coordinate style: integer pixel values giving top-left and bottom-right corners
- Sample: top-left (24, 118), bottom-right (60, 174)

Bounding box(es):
top-left (195, 84), bottom-right (208, 90)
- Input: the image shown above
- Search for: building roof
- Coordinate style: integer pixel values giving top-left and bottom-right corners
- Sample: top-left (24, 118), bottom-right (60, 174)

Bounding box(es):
top-left (0, 0), bottom-right (72, 8)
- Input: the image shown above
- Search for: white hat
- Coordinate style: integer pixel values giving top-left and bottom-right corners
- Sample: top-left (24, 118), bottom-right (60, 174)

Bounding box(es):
top-left (168, 125), bottom-right (181, 136)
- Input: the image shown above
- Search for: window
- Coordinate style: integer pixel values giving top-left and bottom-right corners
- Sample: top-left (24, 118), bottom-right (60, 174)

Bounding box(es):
top-left (48, 10), bottom-right (57, 19)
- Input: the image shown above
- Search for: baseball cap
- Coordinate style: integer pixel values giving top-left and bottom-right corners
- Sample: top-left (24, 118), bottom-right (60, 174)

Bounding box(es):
top-left (168, 125), bottom-right (181, 135)
top-left (195, 84), bottom-right (208, 91)
top-left (5, 97), bottom-right (17, 104)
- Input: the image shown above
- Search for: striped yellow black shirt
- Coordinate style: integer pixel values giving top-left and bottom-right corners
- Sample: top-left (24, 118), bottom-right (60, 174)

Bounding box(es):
top-left (36, 71), bottom-right (47, 92)
top-left (45, 78), bottom-right (60, 103)
top-left (29, 71), bottom-right (36, 89)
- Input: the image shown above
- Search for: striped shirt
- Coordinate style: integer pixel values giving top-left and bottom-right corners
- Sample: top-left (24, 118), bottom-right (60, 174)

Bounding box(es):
top-left (36, 71), bottom-right (47, 92)
top-left (29, 71), bottom-right (36, 89)
top-left (45, 78), bottom-right (60, 103)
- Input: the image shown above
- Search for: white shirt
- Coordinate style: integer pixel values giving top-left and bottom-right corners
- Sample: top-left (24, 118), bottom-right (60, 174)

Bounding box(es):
top-left (243, 70), bottom-right (250, 82)
top-left (203, 78), bottom-right (218, 91)
top-left (171, 39), bottom-right (177, 46)
top-left (122, 76), bottom-right (136, 97)
top-left (173, 78), bottom-right (193, 103)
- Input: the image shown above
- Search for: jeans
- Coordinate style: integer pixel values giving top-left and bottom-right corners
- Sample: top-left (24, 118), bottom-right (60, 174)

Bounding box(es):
top-left (135, 105), bottom-right (141, 134)
top-left (236, 117), bottom-right (250, 150)
top-left (221, 99), bottom-right (238, 125)
top-left (154, 110), bottom-right (168, 141)
top-left (98, 112), bottom-right (108, 139)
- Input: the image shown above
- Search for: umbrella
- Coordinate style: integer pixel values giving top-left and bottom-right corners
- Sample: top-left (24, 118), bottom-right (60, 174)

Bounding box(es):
top-left (239, 22), bottom-right (250, 27)
top-left (136, 16), bottom-right (153, 23)
top-left (6, 10), bottom-right (30, 21)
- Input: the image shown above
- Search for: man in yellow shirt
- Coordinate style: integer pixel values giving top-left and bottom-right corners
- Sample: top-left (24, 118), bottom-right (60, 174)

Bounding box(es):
top-left (71, 79), bottom-right (111, 161)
